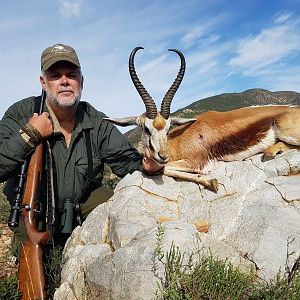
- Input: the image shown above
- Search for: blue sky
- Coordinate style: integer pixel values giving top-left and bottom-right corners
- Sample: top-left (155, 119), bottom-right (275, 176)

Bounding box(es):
top-left (1, 0), bottom-right (300, 122)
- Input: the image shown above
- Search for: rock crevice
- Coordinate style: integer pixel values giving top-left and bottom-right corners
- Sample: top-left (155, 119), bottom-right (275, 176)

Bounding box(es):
top-left (55, 151), bottom-right (300, 300)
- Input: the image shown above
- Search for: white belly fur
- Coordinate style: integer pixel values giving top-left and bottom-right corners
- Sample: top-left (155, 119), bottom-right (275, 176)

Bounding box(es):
top-left (222, 128), bottom-right (277, 161)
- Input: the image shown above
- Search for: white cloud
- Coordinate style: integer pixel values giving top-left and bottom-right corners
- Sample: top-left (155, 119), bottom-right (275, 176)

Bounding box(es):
top-left (130, 51), bottom-right (188, 100)
top-left (207, 34), bottom-right (220, 43)
top-left (188, 50), bottom-right (220, 68)
top-left (180, 14), bottom-right (226, 49)
top-left (57, 0), bottom-right (83, 18)
top-left (238, 64), bottom-right (300, 92)
top-left (197, 61), bottom-right (218, 75)
top-left (229, 14), bottom-right (300, 75)
top-left (181, 25), bottom-right (206, 47)
top-left (275, 11), bottom-right (293, 24)
top-left (1, 2), bottom-right (300, 122)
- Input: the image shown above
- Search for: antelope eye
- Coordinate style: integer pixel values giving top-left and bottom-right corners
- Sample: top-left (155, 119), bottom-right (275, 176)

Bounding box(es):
top-left (145, 127), bottom-right (151, 135)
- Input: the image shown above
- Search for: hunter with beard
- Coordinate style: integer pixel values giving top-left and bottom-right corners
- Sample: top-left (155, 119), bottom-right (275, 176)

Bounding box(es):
top-left (0, 43), bottom-right (162, 248)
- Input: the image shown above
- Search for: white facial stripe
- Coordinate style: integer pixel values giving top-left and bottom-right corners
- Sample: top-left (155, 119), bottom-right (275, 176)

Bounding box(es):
top-left (143, 117), bottom-right (171, 163)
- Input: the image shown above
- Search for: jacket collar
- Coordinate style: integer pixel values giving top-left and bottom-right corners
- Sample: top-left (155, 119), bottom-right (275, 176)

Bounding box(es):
top-left (46, 101), bottom-right (93, 134)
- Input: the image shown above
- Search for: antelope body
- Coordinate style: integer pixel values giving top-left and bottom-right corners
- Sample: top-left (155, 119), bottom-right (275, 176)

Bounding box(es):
top-left (106, 47), bottom-right (300, 192)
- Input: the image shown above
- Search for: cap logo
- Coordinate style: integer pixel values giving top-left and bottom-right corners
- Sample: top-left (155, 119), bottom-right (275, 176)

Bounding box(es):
top-left (51, 45), bottom-right (71, 55)
top-left (41, 44), bottom-right (80, 71)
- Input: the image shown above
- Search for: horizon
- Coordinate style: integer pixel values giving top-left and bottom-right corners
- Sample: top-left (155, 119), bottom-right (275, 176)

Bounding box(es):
top-left (1, 0), bottom-right (300, 128)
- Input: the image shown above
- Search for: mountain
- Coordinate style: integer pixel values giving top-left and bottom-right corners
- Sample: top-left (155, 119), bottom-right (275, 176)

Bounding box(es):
top-left (174, 88), bottom-right (300, 118)
top-left (124, 88), bottom-right (300, 147)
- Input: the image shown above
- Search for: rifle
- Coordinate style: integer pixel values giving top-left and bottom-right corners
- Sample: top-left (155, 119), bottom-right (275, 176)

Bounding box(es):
top-left (8, 90), bottom-right (51, 299)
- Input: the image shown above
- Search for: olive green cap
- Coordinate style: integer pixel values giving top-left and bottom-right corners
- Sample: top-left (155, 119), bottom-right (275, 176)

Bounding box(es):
top-left (41, 43), bottom-right (81, 71)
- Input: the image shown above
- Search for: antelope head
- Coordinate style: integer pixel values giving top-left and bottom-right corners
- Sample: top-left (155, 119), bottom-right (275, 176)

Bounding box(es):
top-left (105, 47), bottom-right (196, 165)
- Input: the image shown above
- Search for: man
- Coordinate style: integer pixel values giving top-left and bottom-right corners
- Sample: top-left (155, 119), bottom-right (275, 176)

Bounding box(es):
top-left (0, 43), bottom-right (162, 246)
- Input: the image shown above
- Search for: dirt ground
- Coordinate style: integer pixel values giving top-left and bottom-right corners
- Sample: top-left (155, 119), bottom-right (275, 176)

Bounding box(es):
top-left (0, 223), bottom-right (17, 279)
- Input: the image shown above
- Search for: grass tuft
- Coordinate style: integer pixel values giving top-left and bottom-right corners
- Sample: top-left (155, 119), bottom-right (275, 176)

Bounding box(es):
top-left (155, 225), bottom-right (300, 300)
top-left (0, 275), bottom-right (21, 300)
top-left (44, 245), bottom-right (65, 299)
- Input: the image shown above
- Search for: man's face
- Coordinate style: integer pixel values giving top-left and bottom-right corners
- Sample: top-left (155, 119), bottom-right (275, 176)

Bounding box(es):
top-left (40, 61), bottom-right (83, 109)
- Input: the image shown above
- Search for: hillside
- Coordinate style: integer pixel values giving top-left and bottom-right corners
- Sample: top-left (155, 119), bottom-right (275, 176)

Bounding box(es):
top-left (125, 88), bottom-right (300, 147)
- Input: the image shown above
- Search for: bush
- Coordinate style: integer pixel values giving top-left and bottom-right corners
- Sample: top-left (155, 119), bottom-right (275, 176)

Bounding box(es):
top-left (0, 183), bottom-right (10, 224)
top-left (155, 242), bottom-right (254, 300)
top-left (155, 226), bottom-right (300, 300)
top-left (44, 245), bottom-right (65, 299)
top-left (0, 275), bottom-right (21, 300)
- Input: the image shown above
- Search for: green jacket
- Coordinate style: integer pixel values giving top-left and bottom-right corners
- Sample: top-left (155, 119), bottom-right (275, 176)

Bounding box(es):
top-left (0, 96), bottom-right (143, 208)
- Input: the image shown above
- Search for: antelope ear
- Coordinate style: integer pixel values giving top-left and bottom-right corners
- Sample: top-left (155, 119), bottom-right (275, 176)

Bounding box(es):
top-left (170, 117), bottom-right (197, 125)
top-left (103, 116), bottom-right (139, 127)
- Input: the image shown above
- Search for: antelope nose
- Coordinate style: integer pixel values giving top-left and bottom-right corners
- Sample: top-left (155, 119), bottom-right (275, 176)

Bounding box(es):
top-left (158, 152), bottom-right (169, 162)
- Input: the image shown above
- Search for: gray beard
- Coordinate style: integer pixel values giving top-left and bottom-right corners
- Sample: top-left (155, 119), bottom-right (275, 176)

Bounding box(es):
top-left (46, 89), bottom-right (81, 108)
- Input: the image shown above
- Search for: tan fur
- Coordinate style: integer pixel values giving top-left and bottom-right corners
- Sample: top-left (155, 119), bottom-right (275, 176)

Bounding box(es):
top-left (106, 105), bottom-right (300, 192)
top-left (153, 114), bottom-right (166, 130)
top-left (264, 141), bottom-right (300, 159)
top-left (166, 106), bottom-right (300, 174)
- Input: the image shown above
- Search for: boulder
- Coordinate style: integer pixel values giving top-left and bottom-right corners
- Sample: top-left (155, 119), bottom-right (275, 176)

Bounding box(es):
top-left (54, 150), bottom-right (300, 299)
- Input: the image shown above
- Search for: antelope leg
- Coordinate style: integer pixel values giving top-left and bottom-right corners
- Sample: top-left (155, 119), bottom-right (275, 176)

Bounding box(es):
top-left (263, 141), bottom-right (300, 161)
top-left (163, 169), bottom-right (218, 192)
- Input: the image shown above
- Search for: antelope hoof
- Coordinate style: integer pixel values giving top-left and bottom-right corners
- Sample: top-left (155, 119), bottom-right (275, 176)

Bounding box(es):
top-left (263, 142), bottom-right (288, 161)
top-left (262, 153), bottom-right (275, 162)
top-left (209, 178), bottom-right (218, 193)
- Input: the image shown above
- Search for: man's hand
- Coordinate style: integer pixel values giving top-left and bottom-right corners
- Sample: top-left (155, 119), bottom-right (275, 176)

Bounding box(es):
top-left (28, 112), bottom-right (53, 138)
top-left (142, 147), bottom-right (164, 175)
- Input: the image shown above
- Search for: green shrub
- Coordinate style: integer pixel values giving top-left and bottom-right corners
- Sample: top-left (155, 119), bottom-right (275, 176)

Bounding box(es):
top-left (44, 245), bottom-right (65, 299)
top-left (0, 183), bottom-right (10, 224)
top-left (155, 241), bottom-right (254, 300)
top-left (155, 226), bottom-right (300, 300)
top-left (249, 256), bottom-right (300, 300)
top-left (0, 275), bottom-right (21, 300)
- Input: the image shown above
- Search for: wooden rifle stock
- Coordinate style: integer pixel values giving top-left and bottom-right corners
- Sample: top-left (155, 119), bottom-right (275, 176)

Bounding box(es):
top-left (18, 143), bottom-right (51, 299)
top-left (18, 90), bottom-right (51, 299)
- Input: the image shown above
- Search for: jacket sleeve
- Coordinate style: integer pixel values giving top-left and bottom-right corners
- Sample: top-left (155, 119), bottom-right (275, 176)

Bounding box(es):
top-left (0, 103), bottom-right (34, 182)
top-left (98, 118), bottom-right (143, 178)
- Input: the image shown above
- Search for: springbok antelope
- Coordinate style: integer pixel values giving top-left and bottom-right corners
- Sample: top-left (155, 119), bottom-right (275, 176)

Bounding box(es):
top-left (105, 47), bottom-right (300, 192)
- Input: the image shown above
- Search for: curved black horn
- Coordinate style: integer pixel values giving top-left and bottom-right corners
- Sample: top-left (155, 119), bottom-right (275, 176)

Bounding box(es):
top-left (160, 49), bottom-right (186, 119)
top-left (129, 47), bottom-right (157, 119)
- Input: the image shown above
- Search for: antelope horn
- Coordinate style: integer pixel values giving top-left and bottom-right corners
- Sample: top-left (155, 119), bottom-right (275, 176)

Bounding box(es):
top-left (160, 49), bottom-right (186, 119)
top-left (129, 47), bottom-right (157, 119)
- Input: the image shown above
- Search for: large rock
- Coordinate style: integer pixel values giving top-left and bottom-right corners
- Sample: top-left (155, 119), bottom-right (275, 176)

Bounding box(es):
top-left (54, 150), bottom-right (300, 299)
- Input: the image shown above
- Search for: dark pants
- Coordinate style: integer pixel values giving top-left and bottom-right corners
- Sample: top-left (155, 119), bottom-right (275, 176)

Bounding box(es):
top-left (10, 185), bottom-right (114, 251)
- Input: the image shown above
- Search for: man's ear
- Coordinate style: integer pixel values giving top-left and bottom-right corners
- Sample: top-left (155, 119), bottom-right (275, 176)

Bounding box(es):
top-left (81, 76), bottom-right (84, 90)
top-left (40, 75), bottom-right (46, 90)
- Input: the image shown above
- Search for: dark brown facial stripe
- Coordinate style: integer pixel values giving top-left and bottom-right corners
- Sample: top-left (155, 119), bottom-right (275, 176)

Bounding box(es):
top-left (208, 116), bottom-right (275, 160)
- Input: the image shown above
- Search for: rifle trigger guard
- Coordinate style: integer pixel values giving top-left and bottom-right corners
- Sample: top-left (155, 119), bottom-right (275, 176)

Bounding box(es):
top-left (34, 202), bottom-right (43, 216)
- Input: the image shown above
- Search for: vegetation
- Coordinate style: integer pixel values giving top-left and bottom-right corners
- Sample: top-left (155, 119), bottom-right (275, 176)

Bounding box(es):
top-left (0, 275), bottom-right (21, 300)
top-left (174, 89), bottom-right (300, 118)
top-left (0, 182), bottom-right (64, 299)
top-left (155, 225), bottom-right (300, 300)
top-left (0, 183), bottom-right (10, 224)
top-left (103, 163), bottom-right (121, 189)
top-left (0, 245), bottom-right (64, 300)
top-left (0, 183), bottom-right (20, 300)
top-left (1, 89), bottom-right (300, 298)
top-left (44, 245), bottom-right (65, 299)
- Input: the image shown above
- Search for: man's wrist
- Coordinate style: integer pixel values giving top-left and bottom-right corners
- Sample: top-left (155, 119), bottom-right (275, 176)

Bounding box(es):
top-left (19, 123), bottom-right (42, 148)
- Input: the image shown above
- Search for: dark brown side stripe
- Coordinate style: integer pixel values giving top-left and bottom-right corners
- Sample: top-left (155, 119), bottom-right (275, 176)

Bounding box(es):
top-left (208, 116), bottom-right (275, 160)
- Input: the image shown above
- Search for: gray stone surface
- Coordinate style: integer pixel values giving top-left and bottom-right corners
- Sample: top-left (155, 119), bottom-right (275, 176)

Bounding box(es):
top-left (54, 150), bottom-right (300, 299)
